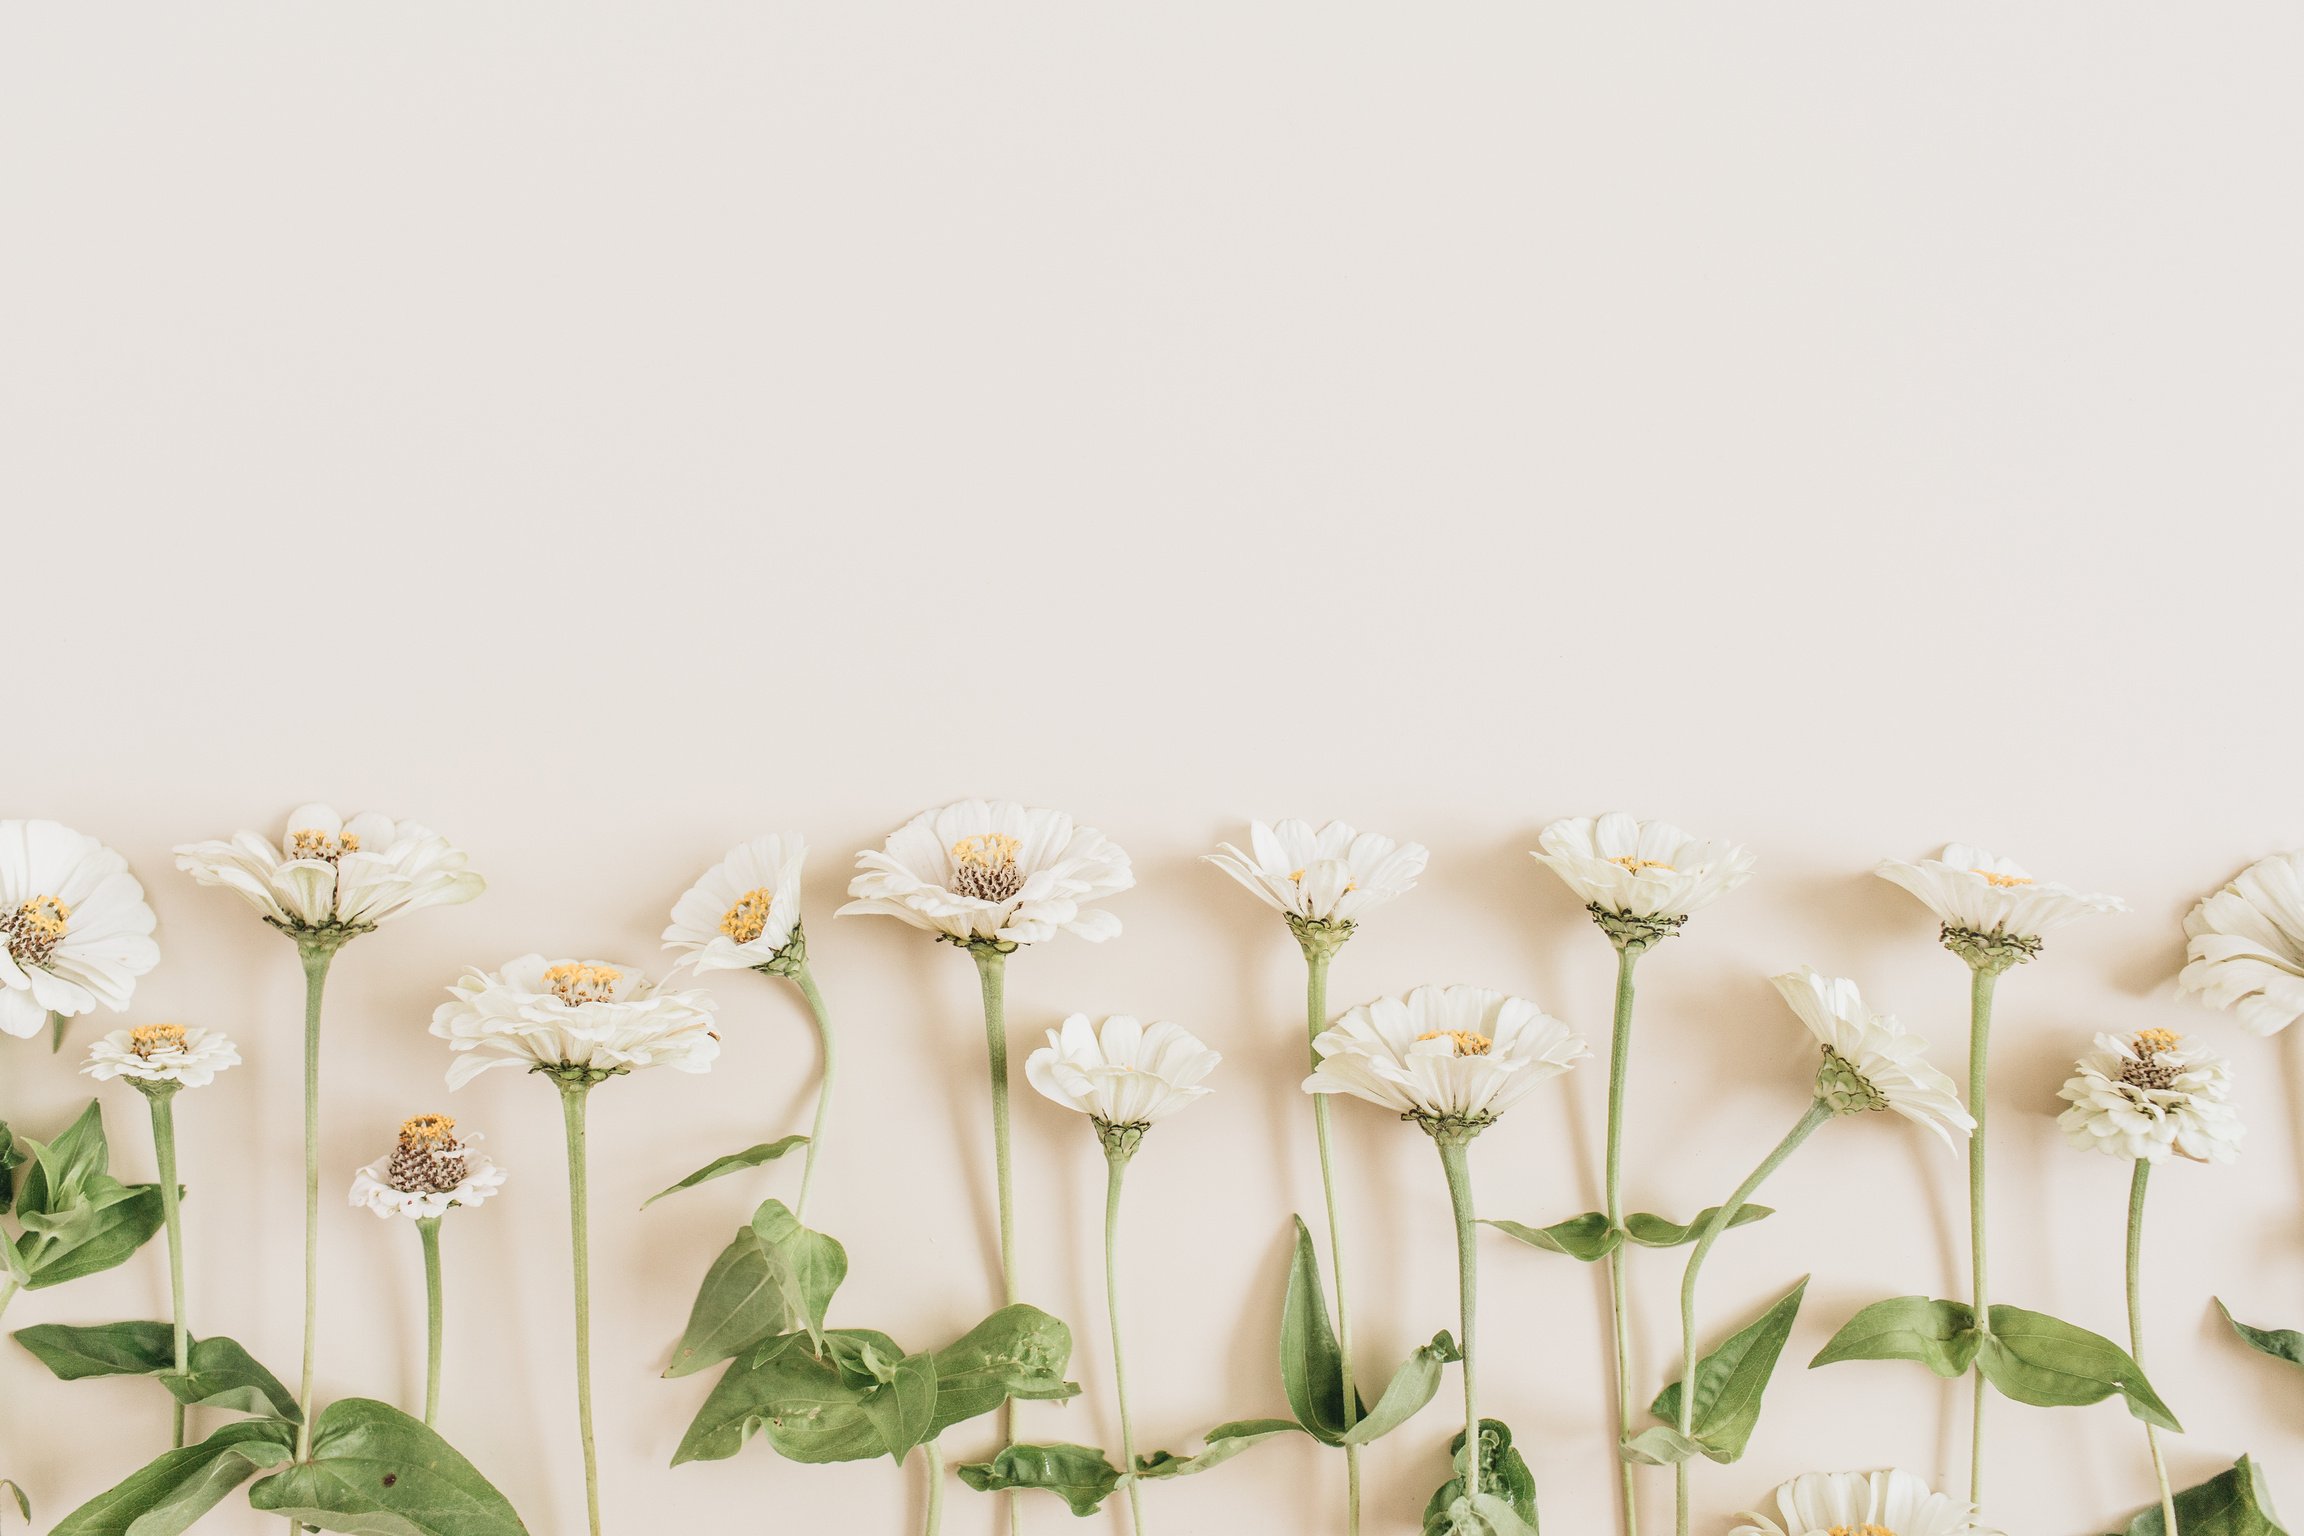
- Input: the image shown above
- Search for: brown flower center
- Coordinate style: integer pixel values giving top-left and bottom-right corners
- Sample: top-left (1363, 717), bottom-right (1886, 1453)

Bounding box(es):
top-left (950, 834), bottom-right (1024, 903)
top-left (720, 889), bottom-right (775, 944)
top-left (543, 963), bottom-right (621, 1005)
top-left (388, 1113), bottom-right (469, 1194)
top-left (2120, 1028), bottom-right (2185, 1092)
top-left (1417, 1029), bottom-right (1493, 1057)
top-left (1, 896), bottom-right (71, 966)
top-left (129, 1024), bottom-right (187, 1057)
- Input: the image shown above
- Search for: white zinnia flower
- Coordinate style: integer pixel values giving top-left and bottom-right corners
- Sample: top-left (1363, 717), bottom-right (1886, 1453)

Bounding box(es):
top-left (839, 799), bottom-right (1133, 948)
top-left (2178, 851), bottom-right (2304, 1036)
top-left (2057, 1028), bottom-right (2243, 1164)
top-left (1531, 812), bottom-right (1755, 925)
top-left (430, 956), bottom-right (720, 1089)
top-left (174, 804), bottom-right (483, 935)
top-left (349, 1114), bottom-right (507, 1219)
top-left (1732, 1468), bottom-right (2000, 1536)
top-left (1305, 984), bottom-right (1587, 1132)
top-left (1026, 1015), bottom-right (1220, 1130)
top-left (1204, 820), bottom-right (1427, 927)
top-left (1876, 843), bottom-right (2123, 946)
top-left (82, 1024), bottom-right (240, 1090)
top-left (1771, 968), bottom-right (1975, 1148)
top-left (662, 834), bottom-right (808, 973)
top-left (0, 821), bottom-right (160, 1039)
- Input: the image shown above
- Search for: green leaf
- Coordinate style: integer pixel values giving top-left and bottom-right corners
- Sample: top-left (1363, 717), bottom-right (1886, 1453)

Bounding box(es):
top-left (1810, 1296), bottom-right (1981, 1378)
top-left (673, 1328), bottom-right (910, 1466)
top-left (19, 1184), bottom-right (166, 1289)
top-left (1340, 1331), bottom-right (1462, 1446)
top-left (1978, 1304), bottom-right (2180, 1431)
top-left (955, 1443), bottom-right (1123, 1516)
top-left (2217, 1299), bottom-right (2304, 1372)
top-left (51, 1418), bottom-right (295, 1536)
top-left (1422, 1419), bottom-right (1537, 1532)
top-left (748, 1199), bottom-right (845, 1351)
top-left (2111, 1455), bottom-right (2289, 1536)
top-left (164, 1335), bottom-right (302, 1421)
top-left (1620, 1426), bottom-right (1705, 1466)
top-left (1425, 1492), bottom-right (1542, 1535)
top-left (244, 1397), bottom-right (528, 1536)
top-left (1134, 1419), bottom-right (1305, 1480)
top-left (1649, 1276), bottom-right (1807, 1463)
top-left (1623, 1205), bottom-right (1776, 1248)
top-left (17, 1101), bottom-right (112, 1214)
top-left (666, 1227), bottom-right (781, 1379)
top-left (854, 1351), bottom-right (937, 1464)
top-left (0, 1120), bottom-right (24, 1217)
top-left (1280, 1215), bottom-right (1358, 1443)
top-left (50, 1011), bottom-right (70, 1055)
top-left (1481, 1211), bottom-right (1618, 1262)
top-left (15, 1320), bottom-right (174, 1379)
top-left (925, 1304), bottom-right (1081, 1437)
top-left (0, 1478), bottom-right (26, 1526)
top-left (642, 1137), bottom-right (808, 1209)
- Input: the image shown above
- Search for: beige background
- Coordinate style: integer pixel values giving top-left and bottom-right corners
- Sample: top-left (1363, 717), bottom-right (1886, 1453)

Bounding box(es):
top-left (6, 6), bottom-right (2303, 1533)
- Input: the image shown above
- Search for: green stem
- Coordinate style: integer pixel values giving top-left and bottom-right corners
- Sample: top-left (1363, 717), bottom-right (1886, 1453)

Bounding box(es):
top-left (418, 1217), bottom-right (444, 1428)
top-left (789, 960), bottom-right (837, 1224)
top-left (294, 943), bottom-right (335, 1462)
top-left (1966, 963), bottom-right (1998, 1506)
top-left (147, 1089), bottom-right (189, 1451)
top-left (1304, 947), bottom-right (1362, 1536)
top-left (1674, 1100), bottom-right (1832, 1536)
top-left (969, 945), bottom-right (1019, 1536)
top-left (1602, 945), bottom-right (1640, 1536)
top-left (557, 1078), bottom-right (603, 1536)
top-left (1437, 1138), bottom-right (1482, 1506)
top-left (922, 1439), bottom-right (945, 1536)
top-left (1105, 1148), bottom-right (1146, 1536)
top-left (2127, 1159), bottom-right (2178, 1535)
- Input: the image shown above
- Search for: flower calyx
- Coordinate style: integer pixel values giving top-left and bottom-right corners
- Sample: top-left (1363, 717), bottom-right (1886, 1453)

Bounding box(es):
top-left (278, 919), bottom-right (377, 959)
top-left (1588, 905), bottom-right (1686, 956)
top-left (1408, 1110), bottom-right (1496, 1147)
top-left (533, 1062), bottom-right (630, 1090)
top-left (1815, 1046), bottom-right (1890, 1116)
top-left (1094, 1118), bottom-right (1150, 1160)
top-left (1938, 924), bottom-right (2041, 975)
top-left (1287, 913), bottom-right (1355, 963)
top-left (752, 921), bottom-right (811, 979)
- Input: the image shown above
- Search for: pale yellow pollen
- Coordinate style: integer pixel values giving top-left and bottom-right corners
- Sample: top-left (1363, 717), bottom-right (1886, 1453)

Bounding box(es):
top-left (1607, 856), bottom-right (1675, 874)
top-left (1972, 868), bottom-right (2033, 888)
top-left (952, 833), bottom-right (1021, 869)
top-left (1417, 1029), bottom-right (1493, 1057)
top-left (1288, 868), bottom-right (1305, 882)
top-left (949, 833), bottom-right (1026, 902)
top-left (399, 1112), bottom-right (458, 1147)
top-left (544, 963), bottom-right (622, 1004)
top-left (2134, 1027), bottom-right (2183, 1056)
top-left (128, 1024), bottom-right (187, 1057)
top-left (720, 889), bottom-right (775, 945)
top-left (1826, 1526), bottom-right (1895, 1536)
top-left (15, 895), bottom-right (70, 939)
top-left (288, 829), bottom-right (361, 862)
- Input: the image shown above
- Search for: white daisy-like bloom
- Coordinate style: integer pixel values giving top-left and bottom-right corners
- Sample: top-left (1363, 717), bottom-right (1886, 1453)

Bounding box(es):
top-left (2057, 1028), bottom-right (2244, 1164)
top-left (1026, 1015), bottom-right (1220, 1131)
top-left (1876, 843), bottom-right (2124, 947)
top-left (82, 1024), bottom-right (240, 1090)
top-left (662, 834), bottom-right (808, 973)
top-left (174, 804), bottom-right (483, 936)
top-left (430, 956), bottom-right (720, 1089)
top-left (1732, 1468), bottom-right (2001, 1536)
top-left (1204, 820), bottom-right (1428, 928)
top-left (2178, 851), bottom-right (2304, 1036)
top-left (1304, 984), bottom-right (1588, 1133)
top-left (0, 821), bottom-right (160, 1040)
top-left (838, 799), bottom-right (1133, 948)
top-left (1531, 812), bottom-right (1756, 925)
top-left (1771, 968), bottom-right (1975, 1149)
top-left (349, 1114), bottom-right (507, 1219)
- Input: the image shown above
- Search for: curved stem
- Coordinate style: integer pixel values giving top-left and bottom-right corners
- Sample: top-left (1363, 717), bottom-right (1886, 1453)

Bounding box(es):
top-left (2127, 1159), bottom-right (2178, 1535)
top-left (1674, 1100), bottom-right (1832, 1536)
top-left (1965, 963), bottom-right (1999, 1506)
top-left (1436, 1139), bottom-right (1482, 1505)
top-left (294, 944), bottom-right (335, 1461)
top-left (921, 1439), bottom-right (945, 1536)
top-left (418, 1216), bottom-right (444, 1428)
top-left (789, 960), bottom-right (836, 1223)
top-left (1105, 1148), bottom-right (1146, 1536)
top-left (1304, 947), bottom-right (1362, 1536)
top-left (1603, 945), bottom-right (1640, 1536)
top-left (557, 1079), bottom-right (603, 1536)
top-left (969, 946), bottom-right (1019, 1536)
top-left (147, 1090), bottom-right (189, 1450)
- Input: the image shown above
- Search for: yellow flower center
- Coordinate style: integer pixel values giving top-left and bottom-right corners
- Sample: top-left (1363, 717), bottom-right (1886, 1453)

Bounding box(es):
top-left (129, 1024), bottom-right (187, 1057)
top-left (399, 1113), bottom-right (458, 1147)
top-left (1417, 1029), bottom-right (1493, 1057)
top-left (2121, 1028), bottom-right (2185, 1092)
top-left (950, 833), bottom-right (1025, 903)
top-left (288, 828), bottom-right (361, 864)
top-left (1, 895), bottom-right (71, 966)
top-left (544, 963), bottom-right (622, 1004)
top-left (720, 889), bottom-right (775, 944)
top-left (1972, 868), bottom-right (2033, 888)
top-left (2134, 1027), bottom-right (2182, 1056)
top-left (1607, 856), bottom-right (1675, 873)
top-left (1826, 1526), bottom-right (1896, 1536)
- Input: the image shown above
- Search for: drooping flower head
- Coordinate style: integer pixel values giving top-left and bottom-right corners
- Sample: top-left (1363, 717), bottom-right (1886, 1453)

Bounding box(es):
top-left (1771, 968), bottom-right (1974, 1148)
top-left (1876, 843), bottom-right (2123, 971)
top-left (2057, 1028), bottom-right (2243, 1165)
top-left (1027, 1014), bottom-right (1219, 1156)
top-left (1305, 984), bottom-right (1587, 1142)
top-left (0, 821), bottom-right (160, 1040)
top-left (1532, 813), bottom-right (1755, 952)
top-left (1732, 1468), bottom-right (2000, 1536)
top-left (839, 800), bottom-right (1133, 949)
top-left (350, 1113), bottom-right (507, 1219)
top-left (663, 834), bottom-right (809, 975)
top-left (83, 1024), bottom-right (240, 1091)
top-left (430, 956), bottom-right (720, 1089)
top-left (2178, 850), bottom-right (2304, 1036)
top-left (175, 804), bottom-right (483, 943)
top-left (1205, 820), bottom-right (1427, 953)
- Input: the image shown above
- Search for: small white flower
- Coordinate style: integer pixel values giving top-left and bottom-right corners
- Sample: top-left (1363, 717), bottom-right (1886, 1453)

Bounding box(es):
top-left (350, 1114), bottom-right (506, 1219)
top-left (2177, 851), bottom-right (2304, 1036)
top-left (175, 804), bottom-right (483, 935)
top-left (1026, 1015), bottom-right (1220, 1128)
top-left (1771, 968), bottom-right (1975, 1148)
top-left (663, 834), bottom-right (808, 973)
top-left (1876, 843), bottom-right (2123, 943)
top-left (1531, 813), bottom-right (1755, 922)
top-left (2057, 1028), bottom-right (2243, 1164)
top-left (1732, 1468), bottom-right (2000, 1536)
top-left (839, 800), bottom-right (1133, 948)
top-left (82, 1025), bottom-right (240, 1090)
top-left (430, 956), bottom-right (720, 1089)
top-left (0, 821), bottom-right (160, 1040)
top-left (1305, 984), bottom-right (1587, 1130)
top-left (1204, 820), bottom-right (1427, 926)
